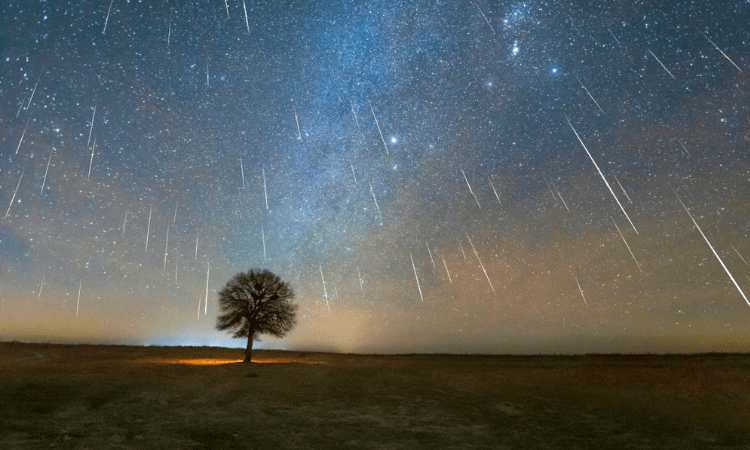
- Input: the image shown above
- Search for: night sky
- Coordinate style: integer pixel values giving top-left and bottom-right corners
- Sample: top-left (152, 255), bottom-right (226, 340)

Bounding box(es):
top-left (2, 0), bottom-right (750, 354)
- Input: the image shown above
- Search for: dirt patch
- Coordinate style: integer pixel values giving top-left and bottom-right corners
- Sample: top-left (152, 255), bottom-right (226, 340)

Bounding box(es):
top-left (1, 343), bottom-right (748, 449)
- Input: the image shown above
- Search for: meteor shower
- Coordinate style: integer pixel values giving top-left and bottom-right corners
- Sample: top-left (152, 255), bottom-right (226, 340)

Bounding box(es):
top-left (2, 1), bottom-right (750, 353)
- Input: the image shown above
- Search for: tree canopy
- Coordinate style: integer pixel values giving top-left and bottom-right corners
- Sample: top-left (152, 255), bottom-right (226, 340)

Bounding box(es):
top-left (215, 268), bottom-right (297, 362)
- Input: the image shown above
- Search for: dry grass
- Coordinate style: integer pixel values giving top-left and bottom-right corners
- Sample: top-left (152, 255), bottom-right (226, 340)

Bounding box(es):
top-left (1, 342), bottom-right (749, 449)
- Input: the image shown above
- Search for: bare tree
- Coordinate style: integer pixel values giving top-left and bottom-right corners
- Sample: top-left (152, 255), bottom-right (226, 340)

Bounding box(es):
top-left (216, 269), bottom-right (297, 362)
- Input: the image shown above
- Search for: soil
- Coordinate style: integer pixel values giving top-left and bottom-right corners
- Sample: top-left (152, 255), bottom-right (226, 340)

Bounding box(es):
top-left (1, 342), bottom-right (749, 449)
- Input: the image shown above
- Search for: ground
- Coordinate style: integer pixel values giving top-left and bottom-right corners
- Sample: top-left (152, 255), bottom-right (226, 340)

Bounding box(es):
top-left (1, 342), bottom-right (749, 449)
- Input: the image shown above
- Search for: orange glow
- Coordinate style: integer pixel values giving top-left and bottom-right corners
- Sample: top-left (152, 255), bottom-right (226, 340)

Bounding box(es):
top-left (140, 357), bottom-right (307, 365)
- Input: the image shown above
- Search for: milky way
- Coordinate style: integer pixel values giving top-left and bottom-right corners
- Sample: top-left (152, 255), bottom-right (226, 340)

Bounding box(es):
top-left (1, 0), bottom-right (750, 353)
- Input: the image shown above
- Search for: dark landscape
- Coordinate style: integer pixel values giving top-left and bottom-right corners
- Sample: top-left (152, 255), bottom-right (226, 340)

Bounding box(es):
top-left (1, 342), bottom-right (749, 449)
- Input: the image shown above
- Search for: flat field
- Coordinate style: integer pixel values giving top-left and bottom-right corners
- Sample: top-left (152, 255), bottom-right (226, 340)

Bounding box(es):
top-left (1, 343), bottom-right (749, 449)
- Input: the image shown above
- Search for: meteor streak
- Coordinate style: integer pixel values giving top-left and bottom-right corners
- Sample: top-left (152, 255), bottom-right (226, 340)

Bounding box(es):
top-left (41, 148), bottom-right (53, 194)
top-left (574, 74), bottom-right (605, 114)
top-left (195, 231), bottom-right (199, 259)
top-left (5, 170), bottom-right (24, 219)
top-left (608, 29), bottom-right (621, 45)
top-left (462, 170), bottom-right (481, 209)
top-left (87, 104), bottom-right (96, 149)
top-left (26, 72), bottom-right (42, 111)
top-left (551, 182), bottom-right (570, 213)
top-left (242, 0), bottom-right (250, 35)
top-left (410, 253), bottom-right (424, 302)
top-left (575, 277), bottom-right (587, 305)
top-left (167, 10), bottom-right (172, 45)
top-left (173, 200), bottom-right (178, 223)
top-left (350, 100), bottom-right (360, 131)
top-left (262, 168), bottom-right (268, 209)
top-left (357, 266), bottom-right (364, 294)
top-left (459, 243), bottom-right (467, 261)
top-left (489, 179), bottom-right (501, 206)
top-left (610, 216), bottom-right (642, 272)
top-left (350, 161), bottom-right (357, 184)
top-left (16, 119), bottom-right (29, 155)
top-left (676, 139), bottom-right (692, 158)
top-left (240, 156), bottom-right (246, 189)
top-left (319, 264), bottom-right (330, 314)
top-left (223, 0), bottom-right (230, 19)
top-left (466, 233), bottom-right (495, 294)
top-left (122, 211), bottom-right (128, 236)
top-left (103, 0), bottom-right (113, 34)
top-left (473, 2), bottom-right (495, 34)
top-left (568, 119), bottom-right (638, 234)
top-left (696, 28), bottom-right (743, 72)
top-left (76, 281), bottom-right (82, 316)
top-left (164, 225), bottom-right (170, 270)
top-left (442, 256), bottom-right (452, 284)
top-left (37, 275), bottom-right (45, 303)
top-left (262, 228), bottom-right (267, 263)
top-left (369, 182), bottom-right (383, 223)
top-left (647, 48), bottom-right (676, 79)
top-left (87, 136), bottom-right (96, 179)
top-left (426, 243), bottom-right (436, 268)
top-left (205, 262), bottom-right (210, 315)
top-left (611, 172), bottom-right (632, 203)
top-left (674, 189), bottom-right (750, 308)
top-left (369, 101), bottom-right (389, 155)
top-left (292, 104), bottom-right (302, 140)
top-left (145, 205), bottom-right (152, 253)
top-left (732, 244), bottom-right (748, 266)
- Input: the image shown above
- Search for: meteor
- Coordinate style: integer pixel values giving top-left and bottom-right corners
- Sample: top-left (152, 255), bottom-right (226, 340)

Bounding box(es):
top-left (357, 265), bottom-right (364, 294)
top-left (293, 104), bottom-right (302, 140)
top-left (696, 27), bottom-right (743, 73)
top-left (37, 275), bottom-right (45, 303)
top-left (103, 0), bottom-right (113, 34)
top-left (647, 48), bottom-right (676, 79)
top-left (242, 0), bottom-right (250, 35)
top-left (568, 119), bottom-right (638, 234)
top-left (489, 179), bottom-right (501, 206)
top-left (369, 182), bottom-right (383, 223)
top-left (76, 281), bottom-right (82, 316)
top-left (369, 101), bottom-right (389, 155)
top-left (575, 277), bottom-right (587, 305)
top-left (473, 2), bottom-right (495, 34)
top-left (145, 205), bottom-right (152, 253)
top-left (87, 136), bottom-right (96, 179)
top-left (41, 148), bottom-right (53, 194)
top-left (732, 244), bottom-right (748, 266)
top-left (574, 74), bottom-right (605, 114)
top-left (15, 119), bottom-right (30, 155)
top-left (462, 170), bottom-right (481, 209)
top-left (551, 182), bottom-right (570, 213)
top-left (466, 233), bottom-right (495, 294)
top-left (611, 172), bottom-right (632, 203)
top-left (262, 168), bottom-right (268, 210)
top-left (611, 216), bottom-right (642, 272)
top-left (87, 104), bottom-right (97, 149)
top-left (410, 253), bottom-right (424, 302)
top-left (319, 264), bottom-right (330, 314)
top-left (442, 256), bottom-right (452, 284)
top-left (262, 228), bottom-right (267, 263)
top-left (426, 243), bottom-right (436, 268)
top-left (5, 170), bottom-right (24, 219)
top-left (167, 10), bottom-right (172, 45)
top-left (674, 189), bottom-right (749, 308)
top-left (205, 262), bottom-right (210, 315)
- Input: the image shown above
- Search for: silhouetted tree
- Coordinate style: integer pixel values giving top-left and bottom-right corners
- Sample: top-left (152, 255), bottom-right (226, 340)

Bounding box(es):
top-left (216, 268), bottom-right (297, 362)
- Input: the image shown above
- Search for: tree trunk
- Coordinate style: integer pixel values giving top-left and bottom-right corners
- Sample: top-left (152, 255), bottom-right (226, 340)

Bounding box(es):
top-left (244, 334), bottom-right (253, 363)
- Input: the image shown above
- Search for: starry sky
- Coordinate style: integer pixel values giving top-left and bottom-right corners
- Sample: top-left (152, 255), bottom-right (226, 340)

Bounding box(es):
top-left (2, 0), bottom-right (750, 354)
